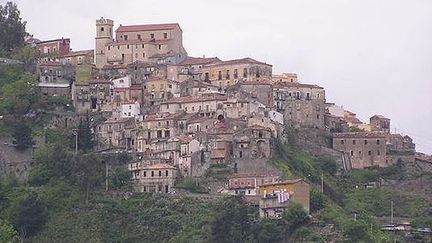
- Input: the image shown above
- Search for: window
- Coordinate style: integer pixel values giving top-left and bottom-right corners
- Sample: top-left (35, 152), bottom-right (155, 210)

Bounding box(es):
top-left (143, 171), bottom-right (147, 177)
top-left (135, 53), bottom-right (138, 58)
top-left (243, 68), bottom-right (248, 78)
top-left (108, 46), bottom-right (110, 50)
top-left (151, 171), bottom-right (154, 177)
top-left (101, 27), bottom-right (104, 32)
top-left (164, 33), bottom-right (168, 39)
top-left (376, 139), bottom-right (380, 145)
top-left (159, 171), bottom-right (162, 177)
top-left (353, 140), bottom-right (356, 145)
top-left (377, 150), bottom-right (381, 155)
top-left (164, 130), bottom-right (170, 137)
top-left (158, 45), bottom-right (161, 50)
top-left (143, 53), bottom-right (145, 58)
top-left (142, 44), bottom-right (145, 48)
top-left (150, 33), bottom-right (154, 39)
top-left (226, 70), bottom-right (230, 79)
top-left (256, 70), bottom-right (260, 78)
top-left (234, 69), bottom-right (238, 79)
top-left (165, 170), bottom-right (169, 176)
top-left (368, 151), bottom-right (372, 155)
top-left (137, 34), bottom-right (141, 40)
top-left (117, 45), bottom-right (120, 50)
top-left (364, 140), bottom-right (368, 145)
top-left (124, 35), bottom-right (128, 40)
top-left (218, 71), bottom-right (222, 80)
top-left (350, 151), bottom-right (354, 156)
top-left (127, 45), bottom-right (130, 49)
top-left (205, 72), bottom-right (209, 81)
top-left (166, 121), bottom-right (169, 126)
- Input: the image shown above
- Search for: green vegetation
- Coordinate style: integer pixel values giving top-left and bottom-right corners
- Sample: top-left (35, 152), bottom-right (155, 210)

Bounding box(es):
top-left (0, 2), bottom-right (26, 56)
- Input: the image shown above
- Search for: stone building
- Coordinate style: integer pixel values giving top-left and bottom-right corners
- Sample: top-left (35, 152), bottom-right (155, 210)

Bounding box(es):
top-left (226, 81), bottom-right (273, 108)
top-left (168, 57), bottom-right (221, 82)
top-left (232, 125), bottom-right (273, 159)
top-left (370, 115), bottom-right (390, 134)
top-left (332, 132), bottom-right (388, 169)
top-left (273, 82), bottom-right (326, 129)
top-left (386, 134), bottom-right (416, 164)
top-left (257, 179), bottom-right (310, 217)
top-left (179, 79), bottom-right (220, 97)
top-left (143, 79), bottom-right (180, 108)
top-left (160, 96), bottom-right (227, 115)
top-left (60, 49), bottom-right (94, 66)
top-left (200, 57), bottom-right (272, 88)
top-left (36, 38), bottom-right (70, 56)
top-left (226, 172), bottom-right (279, 196)
top-left (95, 17), bottom-right (187, 68)
top-left (129, 162), bottom-right (177, 193)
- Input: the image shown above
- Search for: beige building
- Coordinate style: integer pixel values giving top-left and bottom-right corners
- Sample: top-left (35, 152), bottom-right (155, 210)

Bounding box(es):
top-left (200, 57), bottom-right (272, 88)
top-left (258, 179), bottom-right (310, 217)
top-left (129, 162), bottom-right (177, 193)
top-left (60, 50), bottom-right (94, 65)
top-left (333, 132), bottom-right (387, 169)
top-left (95, 17), bottom-right (187, 68)
top-left (272, 73), bottom-right (298, 83)
top-left (160, 96), bottom-right (227, 115)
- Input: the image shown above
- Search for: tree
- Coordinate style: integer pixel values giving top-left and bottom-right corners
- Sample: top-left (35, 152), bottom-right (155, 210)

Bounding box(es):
top-left (0, 2), bottom-right (26, 55)
top-left (111, 166), bottom-right (131, 190)
top-left (310, 188), bottom-right (325, 212)
top-left (319, 157), bottom-right (337, 176)
top-left (0, 219), bottom-right (18, 243)
top-left (282, 202), bottom-right (308, 228)
top-left (77, 116), bottom-right (94, 152)
top-left (12, 121), bottom-right (32, 150)
top-left (8, 192), bottom-right (47, 238)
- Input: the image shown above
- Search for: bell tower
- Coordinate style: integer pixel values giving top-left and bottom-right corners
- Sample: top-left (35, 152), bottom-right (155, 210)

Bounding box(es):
top-left (95, 17), bottom-right (113, 68)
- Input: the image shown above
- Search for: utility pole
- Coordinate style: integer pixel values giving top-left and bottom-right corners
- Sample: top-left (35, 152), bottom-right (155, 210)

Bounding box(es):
top-left (391, 200), bottom-right (394, 224)
top-left (321, 173), bottom-right (324, 193)
top-left (72, 129), bottom-right (78, 154)
top-left (105, 161), bottom-right (109, 192)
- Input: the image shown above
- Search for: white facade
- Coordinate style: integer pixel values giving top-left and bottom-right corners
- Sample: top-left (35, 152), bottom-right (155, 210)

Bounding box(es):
top-left (121, 101), bottom-right (140, 118)
top-left (112, 75), bottom-right (131, 89)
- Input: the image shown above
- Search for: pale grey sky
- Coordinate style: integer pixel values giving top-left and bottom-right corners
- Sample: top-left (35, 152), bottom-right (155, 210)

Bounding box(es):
top-left (10, 0), bottom-right (432, 154)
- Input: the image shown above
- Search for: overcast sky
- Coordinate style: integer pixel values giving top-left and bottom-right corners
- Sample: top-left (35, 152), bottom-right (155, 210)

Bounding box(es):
top-left (10, 0), bottom-right (432, 154)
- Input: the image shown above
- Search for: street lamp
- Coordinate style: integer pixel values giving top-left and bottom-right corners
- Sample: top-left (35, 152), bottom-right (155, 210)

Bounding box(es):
top-left (72, 129), bottom-right (78, 154)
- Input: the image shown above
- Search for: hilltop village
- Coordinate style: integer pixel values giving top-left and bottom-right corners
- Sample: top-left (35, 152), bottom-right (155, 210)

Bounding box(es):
top-left (2, 17), bottom-right (431, 223)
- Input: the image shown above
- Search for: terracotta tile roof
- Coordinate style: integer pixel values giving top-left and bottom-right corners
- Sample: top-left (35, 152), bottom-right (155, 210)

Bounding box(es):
top-left (210, 148), bottom-right (226, 159)
top-left (161, 96), bottom-right (227, 104)
top-left (116, 23), bottom-right (180, 32)
top-left (341, 116), bottom-right (363, 124)
top-left (333, 132), bottom-right (387, 138)
top-left (370, 115), bottom-right (389, 120)
top-left (228, 178), bottom-right (256, 189)
top-left (179, 57), bottom-right (221, 66)
top-left (106, 39), bottom-right (169, 46)
top-left (143, 163), bottom-right (176, 169)
top-left (206, 57), bottom-right (272, 67)
top-left (37, 38), bottom-right (70, 44)
top-left (273, 82), bottom-right (323, 89)
top-left (176, 135), bottom-right (193, 143)
top-left (259, 179), bottom-right (306, 187)
top-left (62, 49), bottom-right (93, 57)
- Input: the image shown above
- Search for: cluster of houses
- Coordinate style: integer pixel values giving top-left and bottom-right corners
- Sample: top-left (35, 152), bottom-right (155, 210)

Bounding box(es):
top-left (29, 17), bottom-right (419, 217)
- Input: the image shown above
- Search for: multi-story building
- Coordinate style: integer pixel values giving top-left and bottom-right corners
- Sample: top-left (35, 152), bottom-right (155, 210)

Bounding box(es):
top-left (129, 162), bottom-right (177, 193)
top-left (370, 115), bottom-right (391, 134)
top-left (167, 57), bottom-right (221, 82)
top-left (95, 17), bottom-right (187, 68)
top-left (60, 49), bottom-right (94, 65)
top-left (273, 82), bottom-right (326, 129)
top-left (257, 179), bottom-right (310, 217)
top-left (160, 96), bottom-right (227, 115)
top-left (232, 125), bottom-right (273, 159)
top-left (36, 38), bottom-right (70, 56)
top-left (332, 132), bottom-right (387, 169)
top-left (272, 73), bottom-right (298, 83)
top-left (200, 57), bottom-right (272, 88)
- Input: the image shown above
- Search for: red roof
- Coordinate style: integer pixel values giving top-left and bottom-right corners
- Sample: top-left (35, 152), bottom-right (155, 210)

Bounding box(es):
top-left (179, 57), bottom-right (221, 66)
top-left (206, 57), bottom-right (272, 67)
top-left (116, 23), bottom-right (180, 33)
top-left (333, 132), bottom-right (387, 138)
